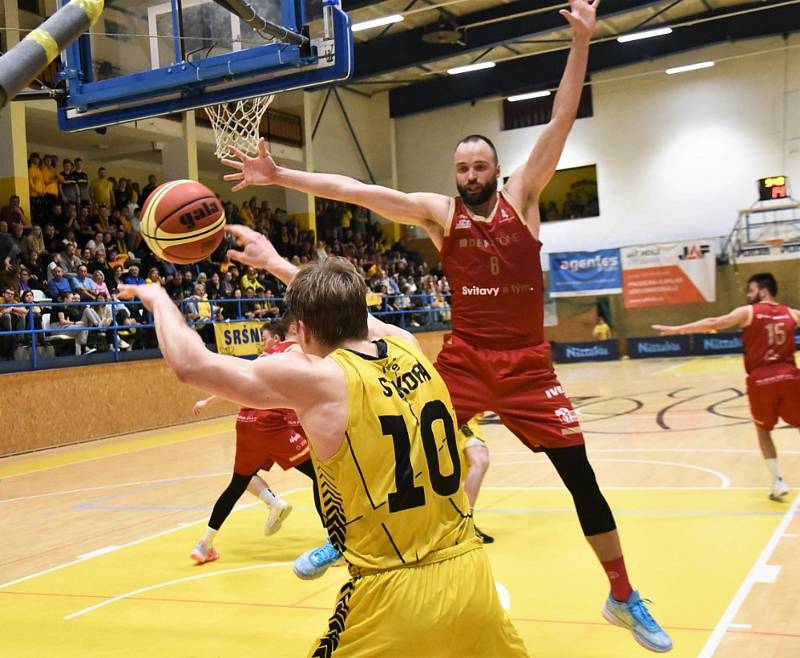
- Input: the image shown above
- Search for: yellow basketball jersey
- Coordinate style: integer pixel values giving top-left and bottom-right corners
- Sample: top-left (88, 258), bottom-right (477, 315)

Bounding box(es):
top-left (315, 336), bottom-right (473, 574)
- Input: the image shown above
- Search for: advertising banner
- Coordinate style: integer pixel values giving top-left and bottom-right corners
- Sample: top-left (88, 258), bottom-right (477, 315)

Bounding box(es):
top-left (551, 340), bottom-right (620, 364)
top-left (691, 332), bottom-right (743, 356)
top-left (214, 321), bottom-right (264, 357)
top-left (627, 335), bottom-right (691, 359)
top-left (621, 242), bottom-right (716, 308)
top-left (548, 249), bottom-right (622, 298)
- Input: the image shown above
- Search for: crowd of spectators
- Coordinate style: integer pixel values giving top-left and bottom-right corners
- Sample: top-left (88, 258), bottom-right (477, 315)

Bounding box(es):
top-left (0, 155), bottom-right (451, 360)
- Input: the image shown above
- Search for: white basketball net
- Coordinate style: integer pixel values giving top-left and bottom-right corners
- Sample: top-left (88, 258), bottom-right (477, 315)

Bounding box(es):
top-left (205, 95), bottom-right (275, 159)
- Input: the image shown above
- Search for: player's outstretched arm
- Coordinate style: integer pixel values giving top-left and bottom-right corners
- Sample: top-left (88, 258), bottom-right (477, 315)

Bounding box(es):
top-left (652, 306), bottom-right (751, 335)
top-left (221, 139), bottom-right (449, 233)
top-left (225, 225), bottom-right (298, 285)
top-left (504, 0), bottom-right (598, 236)
top-left (118, 283), bottom-right (322, 410)
top-left (226, 225), bottom-right (422, 348)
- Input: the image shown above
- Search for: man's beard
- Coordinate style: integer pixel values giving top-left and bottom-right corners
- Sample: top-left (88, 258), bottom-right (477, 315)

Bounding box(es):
top-left (457, 178), bottom-right (497, 207)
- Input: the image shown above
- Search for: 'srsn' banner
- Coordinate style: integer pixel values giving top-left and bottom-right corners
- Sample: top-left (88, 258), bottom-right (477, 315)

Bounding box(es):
top-left (548, 248), bottom-right (622, 298)
top-left (621, 242), bottom-right (716, 309)
top-left (214, 321), bottom-right (264, 357)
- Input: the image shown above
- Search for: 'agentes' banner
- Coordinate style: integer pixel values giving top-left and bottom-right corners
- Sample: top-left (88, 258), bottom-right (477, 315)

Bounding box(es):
top-left (548, 249), bottom-right (622, 298)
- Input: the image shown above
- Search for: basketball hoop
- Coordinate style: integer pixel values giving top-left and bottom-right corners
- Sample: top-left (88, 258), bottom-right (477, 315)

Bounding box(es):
top-left (205, 95), bottom-right (274, 159)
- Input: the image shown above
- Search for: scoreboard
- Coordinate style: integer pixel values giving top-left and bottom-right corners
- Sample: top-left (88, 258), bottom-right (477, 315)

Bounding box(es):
top-left (758, 176), bottom-right (789, 201)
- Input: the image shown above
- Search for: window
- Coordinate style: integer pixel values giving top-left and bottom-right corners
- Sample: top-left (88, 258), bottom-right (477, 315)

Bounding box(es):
top-left (504, 163), bottom-right (600, 221)
top-left (539, 164), bottom-right (599, 221)
top-left (502, 84), bottom-right (593, 131)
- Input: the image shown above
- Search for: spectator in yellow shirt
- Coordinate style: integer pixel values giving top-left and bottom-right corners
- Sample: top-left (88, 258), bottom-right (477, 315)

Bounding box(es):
top-left (239, 265), bottom-right (264, 293)
top-left (239, 198), bottom-right (255, 227)
top-left (42, 155), bottom-right (60, 200)
top-left (90, 167), bottom-right (115, 209)
top-left (592, 317), bottom-right (612, 341)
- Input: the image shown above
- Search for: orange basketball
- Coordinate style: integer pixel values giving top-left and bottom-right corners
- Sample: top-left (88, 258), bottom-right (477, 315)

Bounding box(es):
top-left (139, 180), bottom-right (226, 265)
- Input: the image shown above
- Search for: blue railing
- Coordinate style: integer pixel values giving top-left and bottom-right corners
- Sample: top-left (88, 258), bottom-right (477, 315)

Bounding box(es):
top-left (0, 293), bottom-right (451, 372)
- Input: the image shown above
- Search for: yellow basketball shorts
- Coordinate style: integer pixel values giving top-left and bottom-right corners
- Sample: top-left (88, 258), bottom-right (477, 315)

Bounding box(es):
top-left (308, 543), bottom-right (529, 658)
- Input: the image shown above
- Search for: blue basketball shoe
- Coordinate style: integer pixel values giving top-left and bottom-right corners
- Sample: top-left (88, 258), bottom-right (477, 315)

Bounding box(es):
top-left (293, 541), bottom-right (342, 580)
top-left (602, 590), bottom-right (673, 652)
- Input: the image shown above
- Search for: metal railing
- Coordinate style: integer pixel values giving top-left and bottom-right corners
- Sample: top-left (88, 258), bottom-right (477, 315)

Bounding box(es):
top-left (0, 292), bottom-right (452, 372)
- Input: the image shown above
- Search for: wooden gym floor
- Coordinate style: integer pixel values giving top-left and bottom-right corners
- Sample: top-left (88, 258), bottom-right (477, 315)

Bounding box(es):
top-left (1, 355), bottom-right (798, 657)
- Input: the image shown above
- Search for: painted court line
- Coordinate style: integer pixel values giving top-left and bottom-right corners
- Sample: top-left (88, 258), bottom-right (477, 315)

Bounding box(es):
top-left (729, 623), bottom-right (751, 630)
top-left (492, 458), bottom-right (732, 488)
top-left (0, 419), bottom-right (235, 480)
top-left (492, 448), bottom-right (800, 456)
top-left (752, 564), bottom-right (781, 583)
top-left (0, 487), bottom-right (307, 591)
top-left (0, 472), bottom-right (232, 504)
top-left (481, 484), bottom-right (767, 492)
top-left (77, 546), bottom-right (121, 560)
top-left (697, 493), bottom-right (800, 658)
top-left (64, 562), bottom-right (292, 620)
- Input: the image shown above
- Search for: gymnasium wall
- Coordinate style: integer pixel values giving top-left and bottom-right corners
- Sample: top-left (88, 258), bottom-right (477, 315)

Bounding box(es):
top-left (1, 359), bottom-right (238, 456)
top-left (310, 89), bottom-right (395, 188)
top-left (395, 35), bottom-right (800, 254)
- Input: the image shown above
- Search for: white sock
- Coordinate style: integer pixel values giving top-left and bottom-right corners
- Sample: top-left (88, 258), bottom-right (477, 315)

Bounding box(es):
top-left (202, 527), bottom-right (218, 546)
top-left (259, 488), bottom-right (279, 506)
top-left (765, 458), bottom-right (783, 482)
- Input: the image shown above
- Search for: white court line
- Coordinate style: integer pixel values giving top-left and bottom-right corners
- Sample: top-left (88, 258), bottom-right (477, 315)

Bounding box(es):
top-left (77, 546), bottom-right (121, 560)
top-left (491, 458), bottom-right (731, 488)
top-left (697, 493), bottom-right (800, 658)
top-left (0, 472), bottom-right (233, 504)
top-left (491, 448), bottom-right (800, 456)
top-left (752, 564), bottom-right (781, 583)
top-left (64, 562), bottom-right (292, 620)
top-left (728, 623), bottom-right (751, 630)
top-left (0, 487), bottom-right (307, 591)
top-left (481, 484), bottom-right (768, 486)
top-left (0, 421), bottom-right (236, 480)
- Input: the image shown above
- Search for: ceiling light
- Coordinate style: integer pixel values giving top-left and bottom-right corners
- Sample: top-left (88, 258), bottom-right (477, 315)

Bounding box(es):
top-left (665, 61), bottom-right (715, 75)
top-left (447, 61), bottom-right (495, 75)
top-left (617, 27), bottom-right (673, 43)
top-left (351, 15), bottom-right (404, 32)
top-left (507, 90), bottom-right (551, 102)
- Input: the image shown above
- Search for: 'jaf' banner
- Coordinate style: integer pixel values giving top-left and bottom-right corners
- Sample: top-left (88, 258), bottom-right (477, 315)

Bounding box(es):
top-left (214, 321), bottom-right (264, 356)
top-left (621, 242), bottom-right (716, 309)
top-left (548, 249), bottom-right (622, 298)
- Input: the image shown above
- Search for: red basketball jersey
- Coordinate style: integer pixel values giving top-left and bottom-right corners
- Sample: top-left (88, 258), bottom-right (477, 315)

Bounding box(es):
top-left (742, 303), bottom-right (800, 384)
top-left (440, 191), bottom-right (544, 350)
top-left (238, 340), bottom-right (299, 426)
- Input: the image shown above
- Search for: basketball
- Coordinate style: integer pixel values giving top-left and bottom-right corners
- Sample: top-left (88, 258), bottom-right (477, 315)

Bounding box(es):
top-left (139, 179), bottom-right (226, 264)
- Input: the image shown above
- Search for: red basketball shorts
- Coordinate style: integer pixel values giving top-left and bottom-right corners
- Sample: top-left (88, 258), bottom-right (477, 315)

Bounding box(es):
top-left (435, 334), bottom-right (584, 452)
top-left (747, 376), bottom-right (800, 431)
top-left (234, 413), bottom-right (310, 475)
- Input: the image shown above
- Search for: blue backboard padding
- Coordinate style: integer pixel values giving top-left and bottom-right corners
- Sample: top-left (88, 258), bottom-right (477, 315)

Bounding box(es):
top-left (57, 4), bottom-right (352, 131)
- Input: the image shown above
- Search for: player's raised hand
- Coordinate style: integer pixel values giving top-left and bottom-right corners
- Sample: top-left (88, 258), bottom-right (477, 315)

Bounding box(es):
top-left (117, 282), bottom-right (170, 311)
top-left (560, 0), bottom-right (598, 42)
top-left (221, 138), bottom-right (278, 191)
top-left (225, 224), bottom-right (282, 270)
top-left (651, 324), bottom-right (678, 336)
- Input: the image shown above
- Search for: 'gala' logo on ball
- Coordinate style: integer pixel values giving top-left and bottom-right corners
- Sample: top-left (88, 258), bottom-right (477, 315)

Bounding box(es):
top-left (180, 201), bottom-right (220, 230)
